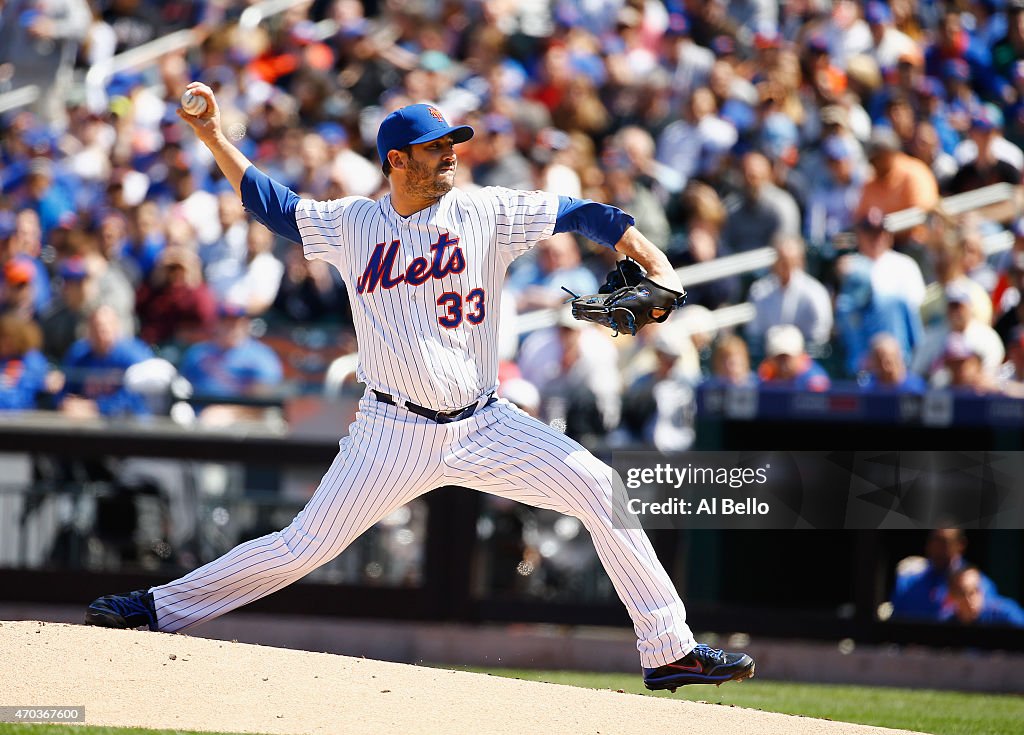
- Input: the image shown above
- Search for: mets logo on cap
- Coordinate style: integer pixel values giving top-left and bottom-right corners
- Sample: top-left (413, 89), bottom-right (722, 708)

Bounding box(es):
top-left (427, 106), bottom-right (445, 123)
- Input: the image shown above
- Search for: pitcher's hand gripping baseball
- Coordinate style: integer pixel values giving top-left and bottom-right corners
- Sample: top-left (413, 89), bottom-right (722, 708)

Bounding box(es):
top-left (564, 259), bottom-right (686, 336)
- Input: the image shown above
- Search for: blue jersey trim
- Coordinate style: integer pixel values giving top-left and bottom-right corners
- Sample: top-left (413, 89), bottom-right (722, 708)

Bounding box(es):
top-left (240, 165), bottom-right (302, 243)
top-left (553, 196), bottom-right (634, 250)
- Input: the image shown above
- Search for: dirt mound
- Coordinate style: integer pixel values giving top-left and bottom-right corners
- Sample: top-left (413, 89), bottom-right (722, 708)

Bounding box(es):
top-left (0, 621), bottom-right (922, 735)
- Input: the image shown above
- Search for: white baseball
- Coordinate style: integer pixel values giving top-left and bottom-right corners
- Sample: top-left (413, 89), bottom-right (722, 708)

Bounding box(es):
top-left (180, 90), bottom-right (208, 116)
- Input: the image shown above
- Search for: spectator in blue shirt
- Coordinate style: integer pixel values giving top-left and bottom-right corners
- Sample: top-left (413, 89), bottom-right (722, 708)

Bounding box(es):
top-left (60, 305), bottom-right (153, 418)
top-left (891, 528), bottom-right (996, 621)
top-left (507, 233), bottom-right (599, 313)
top-left (178, 303), bottom-right (283, 401)
top-left (860, 333), bottom-right (927, 393)
top-left (0, 313), bottom-right (47, 411)
top-left (756, 324), bottom-right (831, 392)
top-left (942, 566), bottom-right (1024, 628)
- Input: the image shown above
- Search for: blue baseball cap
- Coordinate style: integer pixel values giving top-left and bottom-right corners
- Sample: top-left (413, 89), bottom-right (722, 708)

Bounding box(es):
top-left (865, 1), bottom-right (892, 25)
top-left (376, 104), bottom-right (474, 169)
top-left (822, 135), bottom-right (852, 162)
top-left (59, 257), bottom-right (89, 282)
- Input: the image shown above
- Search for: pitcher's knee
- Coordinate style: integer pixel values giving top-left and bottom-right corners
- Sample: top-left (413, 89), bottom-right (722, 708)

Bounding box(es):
top-left (273, 523), bottom-right (343, 576)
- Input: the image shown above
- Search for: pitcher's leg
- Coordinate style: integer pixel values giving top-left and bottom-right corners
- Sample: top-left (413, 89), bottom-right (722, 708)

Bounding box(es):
top-left (449, 402), bottom-right (695, 668)
top-left (153, 411), bottom-right (441, 632)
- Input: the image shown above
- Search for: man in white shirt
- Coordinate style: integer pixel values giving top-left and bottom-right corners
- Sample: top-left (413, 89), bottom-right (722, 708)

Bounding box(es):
top-left (746, 236), bottom-right (834, 352)
top-left (865, 1), bottom-right (917, 71)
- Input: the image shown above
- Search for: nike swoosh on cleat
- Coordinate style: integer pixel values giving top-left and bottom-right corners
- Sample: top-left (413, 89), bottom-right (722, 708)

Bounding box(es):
top-left (667, 662), bottom-right (703, 673)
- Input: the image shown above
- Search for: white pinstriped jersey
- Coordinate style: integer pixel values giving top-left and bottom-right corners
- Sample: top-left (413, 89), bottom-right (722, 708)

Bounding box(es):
top-left (296, 187), bottom-right (559, 410)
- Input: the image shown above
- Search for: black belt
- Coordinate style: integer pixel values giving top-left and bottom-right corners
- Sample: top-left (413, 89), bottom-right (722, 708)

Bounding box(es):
top-left (372, 390), bottom-right (496, 424)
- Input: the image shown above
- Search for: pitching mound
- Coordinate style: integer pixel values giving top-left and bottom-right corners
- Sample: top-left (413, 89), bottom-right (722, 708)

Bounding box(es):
top-left (0, 621), bottom-right (922, 735)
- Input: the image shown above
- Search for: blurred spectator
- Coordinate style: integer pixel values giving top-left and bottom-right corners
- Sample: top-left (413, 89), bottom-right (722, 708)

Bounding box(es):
top-left (100, 0), bottom-right (162, 55)
top-left (835, 208), bottom-right (925, 375)
top-left (518, 310), bottom-right (620, 445)
top-left (883, 94), bottom-right (918, 151)
top-left (0, 0), bottom-right (91, 126)
top-left (961, 227), bottom-right (997, 294)
top-left (272, 249), bottom-right (348, 324)
top-left (532, 128), bottom-right (582, 198)
top-left (60, 305), bottom-right (153, 418)
top-left (656, 86), bottom-right (737, 188)
top-left (202, 191), bottom-right (250, 279)
top-left (947, 106), bottom-right (1023, 194)
top-left (708, 334), bottom-right (756, 388)
top-left (907, 121), bottom-right (958, 192)
top-left (746, 235), bottom-right (833, 353)
top-left (122, 201), bottom-right (167, 284)
top-left (998, 326), bottom-right (1024, 397)
top-left (619, 329), bottom-right (697, 452)
top-left (80, 228), bottom-right (136, 335)
top-left (96, 209), bottom-right (141, 287)
top-left (323, 123), bottom-right (383, 199)
top-left (953, 104), bottom-right (1024, 173)
top-left (207, 224), bottom-right (284, 317)
top-left (936, 332), bottom-right (999, 393)
top-left (993, 2), bottom-right (1024, 85)
top-left (178, 304), bottom-right (284, 402)
top-left (760, 112), bottom-right (809, 210)
top-left (942, 567), bottom-right (1024, 628)
top-left (721, 151), bottom-right (800, 255)
top-left (472, 114), bottom-right (533, 190)
top-left (2, 210), bottom-right (52, 315)
top-left (891, 528), bottom-right (995, 621)
top-left (165, 162), bottom-right (221, 248)
top-left (727, 0), bottom-right (778, 45)
top-left (604, 163), bottom-right (671, 252)
top-left (865, 0), bottom-right (917, 70)
top-left (919, 231), bottom-right (992, 329)
top-left (661, 13), bottom-right (713, 106)
top-left (1, 258), bottom-right (39, 319)
top-left (994, 251), bottom-right (1024, 346)
top-left (854, 127), bottom-right (939, 241)
top-left (756, 324), bottom-right (830, 392)
top-left (615, 126), bottom-right (684, 203)
top-left (0, 313), bottom-right (47, 410)
top-left (860, 333), bottom-right (926, 393)
top-left (16, 157), bottom-right (76, 239)
top-left (1005, 61), bottom-right (1024, 151)
top-left (667, 182), bottom-right (738, 308)
top-left (992, 223), bottom-right (1024, 317)
top-left (39, 257), bottom-right (92, 362)
top-left (821, 0), bottom-right (871, 66)
top-left (507, 233), bottom-right (598, 313)
top-left (135, 247), bottom-right (217, 347)
top-left (913, 283), bottom-right (1004, 380)
top-left (805, 135), bottom-right (865, 247)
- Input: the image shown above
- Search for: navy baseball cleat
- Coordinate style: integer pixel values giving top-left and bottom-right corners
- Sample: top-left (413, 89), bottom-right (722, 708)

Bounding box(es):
top-left (643, 643), bottom-right (755, 692)
top-left (84, 589), bottom-right (158, 630)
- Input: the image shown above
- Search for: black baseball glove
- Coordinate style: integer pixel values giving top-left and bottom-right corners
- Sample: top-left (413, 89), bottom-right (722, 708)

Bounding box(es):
top-left (563, 260), bottom-right (686, 336)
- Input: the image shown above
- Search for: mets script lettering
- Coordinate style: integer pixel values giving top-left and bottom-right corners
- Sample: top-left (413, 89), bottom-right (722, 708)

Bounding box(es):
top-left (356, 233), bottom-right (466, 294)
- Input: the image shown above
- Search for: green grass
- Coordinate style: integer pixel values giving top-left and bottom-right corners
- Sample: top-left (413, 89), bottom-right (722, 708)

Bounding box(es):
top-left (0, 727), bottom-right (253, 735)
top-left (459, 667), bottom-right (1024, 735)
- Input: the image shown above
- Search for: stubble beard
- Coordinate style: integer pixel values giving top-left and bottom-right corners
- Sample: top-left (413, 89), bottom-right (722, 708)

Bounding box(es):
top-left (405, 155), bottom-right (456, 200)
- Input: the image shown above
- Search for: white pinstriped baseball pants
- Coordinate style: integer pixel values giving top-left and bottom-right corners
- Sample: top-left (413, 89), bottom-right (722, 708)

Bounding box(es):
top-left (151, 396), bottom-right (696, 667)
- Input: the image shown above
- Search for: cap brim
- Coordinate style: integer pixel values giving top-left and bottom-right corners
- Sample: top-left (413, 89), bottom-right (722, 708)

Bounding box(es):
top-left (407, 124), bottom-right (475, 147)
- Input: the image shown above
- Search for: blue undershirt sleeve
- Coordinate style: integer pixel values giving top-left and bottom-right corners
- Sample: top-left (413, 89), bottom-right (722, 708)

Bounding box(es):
top-left (553, 196), bottom-right (635, 250)
top-left (239, 165), bottom-right (302, 243)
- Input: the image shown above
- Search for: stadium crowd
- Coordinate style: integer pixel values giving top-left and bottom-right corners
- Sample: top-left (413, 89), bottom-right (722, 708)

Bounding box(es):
top-left (1, 0), bottom-right (1024, 448)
